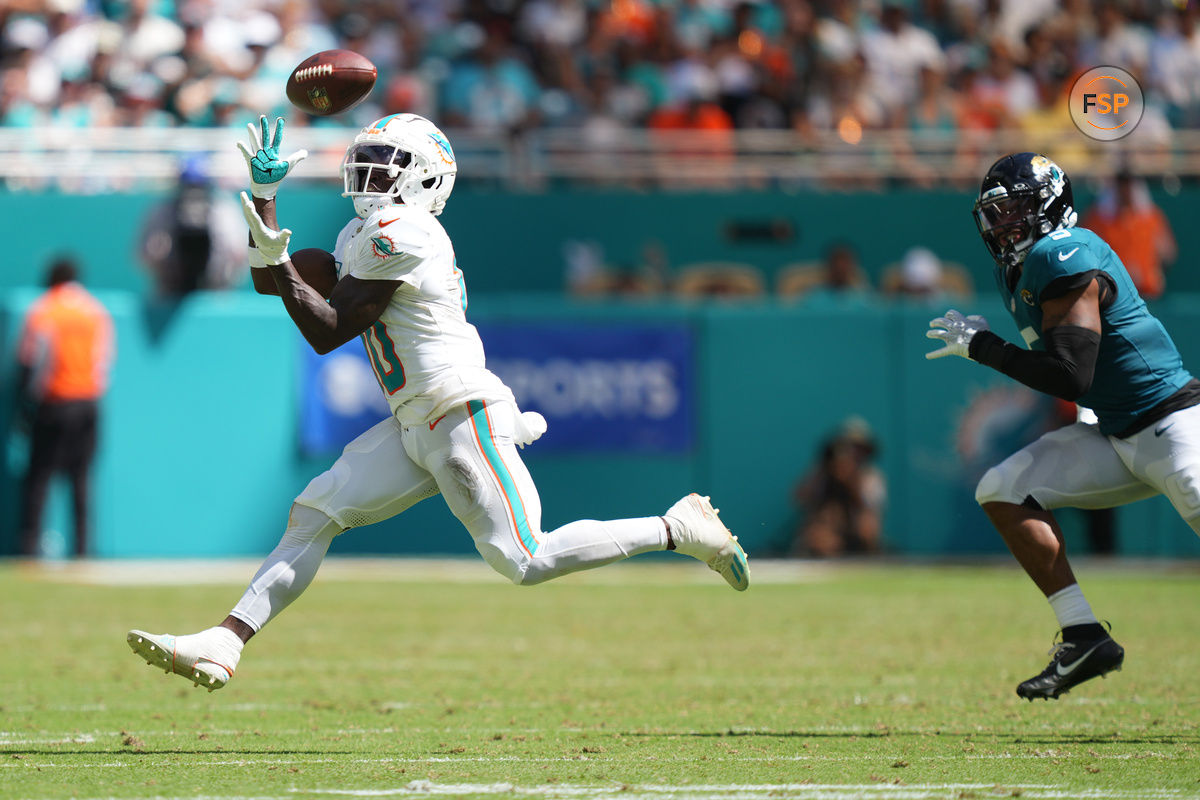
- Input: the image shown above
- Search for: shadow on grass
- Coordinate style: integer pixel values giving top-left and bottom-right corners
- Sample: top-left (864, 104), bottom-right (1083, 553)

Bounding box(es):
top-left (627, 729), bottom-right (1200, 745)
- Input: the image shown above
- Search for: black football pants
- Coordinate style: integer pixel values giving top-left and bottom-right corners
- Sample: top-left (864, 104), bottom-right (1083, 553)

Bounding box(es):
top-left (19, 400), bottom-right (99, 558)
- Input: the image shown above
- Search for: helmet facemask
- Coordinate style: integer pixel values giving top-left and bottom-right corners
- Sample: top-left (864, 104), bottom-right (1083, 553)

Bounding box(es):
top-left (974, 189), bottom-right (1042, 270)
top-left (343, 143), bottom-right (408, 218)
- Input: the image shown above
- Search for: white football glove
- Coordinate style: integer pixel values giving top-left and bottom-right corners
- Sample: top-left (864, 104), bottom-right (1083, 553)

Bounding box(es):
top-left (513, 410), bottom-right (548, 449)
top-left (926, 309), bottom-right (989, 360)
top-left (240, 192), bottom-right (291, 266)
top-left (236, 115), bottom-right (308, 199)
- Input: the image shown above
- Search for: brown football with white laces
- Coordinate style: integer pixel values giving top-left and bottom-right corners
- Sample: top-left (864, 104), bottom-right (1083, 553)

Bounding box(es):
top-left (286, 50), bottom-right (376, 116)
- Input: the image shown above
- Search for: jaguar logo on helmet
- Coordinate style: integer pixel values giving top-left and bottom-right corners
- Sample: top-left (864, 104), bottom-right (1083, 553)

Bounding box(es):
top-left (1030, 155), bottom-right (1066, 199)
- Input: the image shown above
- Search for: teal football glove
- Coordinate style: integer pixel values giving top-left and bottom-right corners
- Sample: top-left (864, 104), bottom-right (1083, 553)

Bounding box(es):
top-left (240, 192), bottom-right (292, 265)
top-left (926, 309), bottom-right (989, 360)
top-left (236, 116), bottom-right (308, 199)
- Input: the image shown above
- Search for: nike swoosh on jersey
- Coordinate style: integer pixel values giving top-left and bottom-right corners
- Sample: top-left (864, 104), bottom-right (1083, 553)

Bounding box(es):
top-left (1055, 641), bottom-right (1106, 677)
top-left (1058, 247), bottom-right (1080, 261)
top-left (379, 216), bottom-right (401, 227)
top-left (1155, 422), bottom-right (1175, 437)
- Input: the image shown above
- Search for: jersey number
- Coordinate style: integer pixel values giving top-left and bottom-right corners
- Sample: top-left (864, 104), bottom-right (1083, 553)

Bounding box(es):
top-left (363, 321), bottom-right (405, 394)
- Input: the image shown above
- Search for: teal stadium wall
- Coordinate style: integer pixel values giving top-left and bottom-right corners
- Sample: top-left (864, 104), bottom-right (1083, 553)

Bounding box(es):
top-left (3, 187), bottom-right (1200, 560)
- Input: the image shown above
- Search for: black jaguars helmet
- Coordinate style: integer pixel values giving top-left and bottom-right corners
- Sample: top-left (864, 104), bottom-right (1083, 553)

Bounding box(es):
top-left (973, 152), bottom-right (1077, 278)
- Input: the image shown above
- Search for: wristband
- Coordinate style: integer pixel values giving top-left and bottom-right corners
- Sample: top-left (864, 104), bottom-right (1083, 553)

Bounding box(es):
top-left (248, 245), bottom-right (268, 269)
top-left (250, 181), bottom-right (279, 200)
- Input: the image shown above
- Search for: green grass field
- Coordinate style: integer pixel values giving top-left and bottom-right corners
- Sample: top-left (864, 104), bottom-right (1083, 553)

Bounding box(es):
top-left (3, 558), bottom-right (1200, 799)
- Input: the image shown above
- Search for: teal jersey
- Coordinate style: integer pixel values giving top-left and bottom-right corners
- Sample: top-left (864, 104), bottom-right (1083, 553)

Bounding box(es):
top-left (995, 227), bottom-right (1192, 436)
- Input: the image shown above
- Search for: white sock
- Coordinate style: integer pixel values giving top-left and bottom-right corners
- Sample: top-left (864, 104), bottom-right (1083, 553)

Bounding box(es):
top-left (1047, 583), bottom-right (1098, 629)
top-left (519, 516), bottom-right (668, 585)
top-left (229, 504), bottom-right (341, 631)
top-left (178, 626), bottom-right (244, 675)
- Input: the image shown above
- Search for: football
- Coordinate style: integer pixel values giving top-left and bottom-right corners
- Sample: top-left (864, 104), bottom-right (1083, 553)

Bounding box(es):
top-left (286, 50), bottom-right (376, 117)
top-left (290, 248), bottom-right (339, 298)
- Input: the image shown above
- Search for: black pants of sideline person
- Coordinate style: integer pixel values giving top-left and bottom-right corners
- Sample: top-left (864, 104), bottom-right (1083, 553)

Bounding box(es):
top-left (20, 399), bottom-right (99, 558)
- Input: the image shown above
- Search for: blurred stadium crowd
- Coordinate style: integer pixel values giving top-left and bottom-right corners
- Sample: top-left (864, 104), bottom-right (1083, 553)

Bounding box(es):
top-left (2, 0), bottom-right (1198, 141)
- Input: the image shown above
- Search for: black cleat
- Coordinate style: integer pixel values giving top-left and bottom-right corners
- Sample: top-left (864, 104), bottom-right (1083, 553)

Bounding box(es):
top-left (1016, 625), bottom-right (1124, 701)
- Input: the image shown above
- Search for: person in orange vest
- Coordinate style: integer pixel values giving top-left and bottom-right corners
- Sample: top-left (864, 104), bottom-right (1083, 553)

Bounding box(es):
top-left (1081, 170), bottom-right (1177, 300)
top-left (16, 257), bottom-right (115, 558)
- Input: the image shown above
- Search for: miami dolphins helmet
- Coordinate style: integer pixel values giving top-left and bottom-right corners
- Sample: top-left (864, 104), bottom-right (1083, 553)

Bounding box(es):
top-left (342, 113), bottom-right (458, 218)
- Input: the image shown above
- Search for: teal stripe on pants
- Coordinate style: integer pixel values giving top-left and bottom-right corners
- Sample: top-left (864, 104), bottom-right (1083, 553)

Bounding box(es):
top-left (468, 400), bottom-right (537, 555)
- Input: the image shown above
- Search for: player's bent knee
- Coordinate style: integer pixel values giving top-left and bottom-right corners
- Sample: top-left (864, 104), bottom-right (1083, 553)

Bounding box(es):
top-left (976, 465), bottom-right (1020, 506)
top-left (285, 503), bottom-right (343, 543)
top-left (473, 539), bottom-right (529, 585)
top-left (513, 561), bottom-right (551, 586)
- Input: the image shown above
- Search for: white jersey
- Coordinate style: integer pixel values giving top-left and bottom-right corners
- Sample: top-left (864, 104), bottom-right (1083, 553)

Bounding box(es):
top-left (331, 204), bottom-right (513, 426)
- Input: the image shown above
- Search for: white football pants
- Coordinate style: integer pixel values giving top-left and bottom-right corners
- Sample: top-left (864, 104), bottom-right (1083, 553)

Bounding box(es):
top-left (975, 403), bottom-right (1200, 532)
top-left (230, 400), bottom-right (667, 631)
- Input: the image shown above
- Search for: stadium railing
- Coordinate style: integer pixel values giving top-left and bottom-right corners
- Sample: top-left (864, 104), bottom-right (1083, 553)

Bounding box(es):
top-left (1, 127), bottom-right (1198, 191)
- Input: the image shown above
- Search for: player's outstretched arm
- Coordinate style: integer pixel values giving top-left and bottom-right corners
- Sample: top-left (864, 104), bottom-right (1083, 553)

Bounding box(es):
top-left (238, 115), bottom-right (314, 296)
top-left (241, 193), bottom-right (396, 353)
top-left (249, 246), bottom-right (338, 298)
top-left (247, 196), bottom-right (337, 298)
top-left (277, 272), bottom-right (400, 355)
top-left (948, 281), bottom-right (1104, 401)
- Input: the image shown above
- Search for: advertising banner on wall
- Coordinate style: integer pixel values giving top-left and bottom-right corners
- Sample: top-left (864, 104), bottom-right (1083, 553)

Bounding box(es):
top-left (298, 323), bottom-right (695, 456)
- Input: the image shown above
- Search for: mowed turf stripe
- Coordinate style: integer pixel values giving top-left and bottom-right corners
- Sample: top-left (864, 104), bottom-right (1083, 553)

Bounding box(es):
top-left (30, 784), bottom-right (1200, 800)
top-left (4, 752), bottom-right (1194, 769)
top-left (293, 784), bottom-right (1199, 799)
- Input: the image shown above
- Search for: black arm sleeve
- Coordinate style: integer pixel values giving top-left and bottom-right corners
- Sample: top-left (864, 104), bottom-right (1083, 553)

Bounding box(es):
top-left (967, 325), bottom-right (1101, 401)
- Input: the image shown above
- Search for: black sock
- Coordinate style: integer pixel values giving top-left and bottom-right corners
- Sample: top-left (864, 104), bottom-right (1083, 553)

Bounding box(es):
top-left (1062, 622), bottom-right (1108, 641)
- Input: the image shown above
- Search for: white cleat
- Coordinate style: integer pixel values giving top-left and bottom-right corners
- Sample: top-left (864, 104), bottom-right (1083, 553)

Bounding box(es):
top-left (126, 628), bottom-right (241, 692)
top-left (664, 493), bottom-right (750, 591)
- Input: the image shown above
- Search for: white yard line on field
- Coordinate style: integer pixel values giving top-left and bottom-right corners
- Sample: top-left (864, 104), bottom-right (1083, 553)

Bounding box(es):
top-left (0, 733), bottom-right (94, 745)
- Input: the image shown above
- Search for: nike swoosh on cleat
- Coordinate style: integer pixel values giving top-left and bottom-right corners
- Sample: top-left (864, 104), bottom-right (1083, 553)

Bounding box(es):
top-left (1054, 641), bottom-right (1106, 678)
top-left (1058, 247), bottom-right (1079, 261)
